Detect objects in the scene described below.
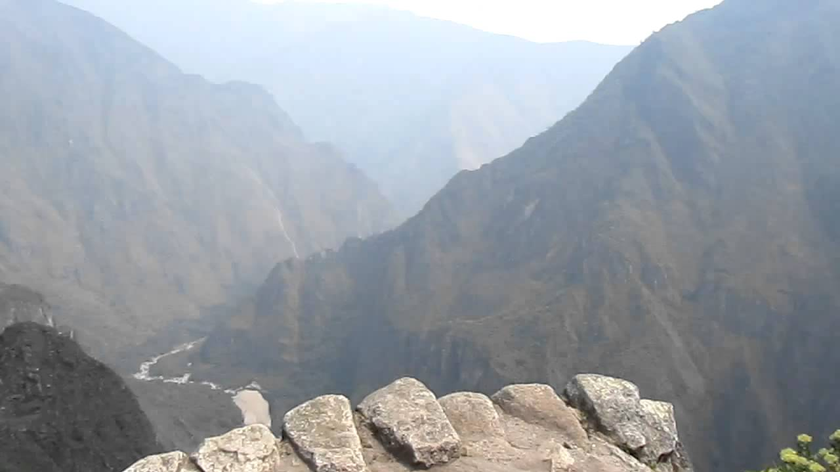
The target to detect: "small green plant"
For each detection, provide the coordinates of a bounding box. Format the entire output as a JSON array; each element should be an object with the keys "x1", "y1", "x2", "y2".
[{"x1": 747, "y1": 431, "x2": 840, "y2": 472}]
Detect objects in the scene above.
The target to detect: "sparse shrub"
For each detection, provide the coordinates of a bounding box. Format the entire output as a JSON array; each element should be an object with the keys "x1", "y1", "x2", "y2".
[{"x1": 747, "y1": 431, "x2": 840, "y2": 472}]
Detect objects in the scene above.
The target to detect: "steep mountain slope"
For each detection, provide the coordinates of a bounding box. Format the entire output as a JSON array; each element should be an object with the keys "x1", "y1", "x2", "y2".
[
  {"x1": 193, "y1": 0, "x2": 840, "y2": 470},
  {"x1": 0, "y1": 322, "x2": 161, "y2": 472},
  {"x1": 0, "y1": 0, "x2": 394, "y2": 359},
  {"x1": 61, "y1": 0, "x2": 632, "y2": 216}
]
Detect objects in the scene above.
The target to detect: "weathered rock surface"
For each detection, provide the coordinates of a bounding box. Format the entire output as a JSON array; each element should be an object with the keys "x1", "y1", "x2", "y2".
[
  {"x1": 124, "y1": 452, "x2": 201, "y2": 472},
  {"x1": 284, "y1": 395, "x2": 367, "y2": 472},
  {"x1": 580, "y1": 439, "x2": 649, "y2": 472},
  {"x1": 126, "y1": 375, "x2": 693, "y2": 472},
  {"x1": 563, "y1": 374, "x2": 681, "y2": 465},
  {"x1": 491, "y1": 384, "x2": 587, "y2": 444},
  {"x1": 357, "y1": 378, "x2": 461, "y2": 468},
  {"x1": 640, "y1": 400, "x2": 680, "y2": 461},
  {"x1": 438, "y1": 392, "x2": 504, "y2": 441},
  {"x1": 191, "y1": 425, "x2": 281, "y2": 472},
  {"x1": 438, "y1": 392, "x2": 515, "y2": 462},
  {"x1": 546, "y1": 447, "x2": 575, "y2": 472}
]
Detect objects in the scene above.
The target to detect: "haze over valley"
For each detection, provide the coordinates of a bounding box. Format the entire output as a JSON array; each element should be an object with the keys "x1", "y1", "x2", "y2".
[
  {"x1": 1, "y1": 1, "x2": 838, "y2": 472},
  {"x1": 62, "y1": 0, "x2": 633, "y2": 216}
]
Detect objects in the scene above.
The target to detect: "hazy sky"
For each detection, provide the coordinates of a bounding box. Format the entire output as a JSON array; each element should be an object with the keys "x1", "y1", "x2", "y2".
[{"x1": 259, "y1": 0, "x2": 724, "y2": 45}]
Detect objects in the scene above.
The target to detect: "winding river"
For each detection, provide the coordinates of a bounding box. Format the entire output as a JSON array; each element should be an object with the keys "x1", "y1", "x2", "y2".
[{"x1": 133, "y1": 338, "x2": 271, "y2": 426}]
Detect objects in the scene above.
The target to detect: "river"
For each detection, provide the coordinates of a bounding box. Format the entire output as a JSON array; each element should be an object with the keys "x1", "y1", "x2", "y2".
[{"x1": 133, "y1": 338, "x2": 271, "y2": 427}]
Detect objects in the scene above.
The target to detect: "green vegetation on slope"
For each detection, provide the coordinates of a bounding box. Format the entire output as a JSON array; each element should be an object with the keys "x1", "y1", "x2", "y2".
[{"x1": 748, "y1": 432, "x2": 840, "y2": 472}]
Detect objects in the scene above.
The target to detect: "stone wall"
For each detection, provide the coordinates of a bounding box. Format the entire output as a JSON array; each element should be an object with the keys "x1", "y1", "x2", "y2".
[{"x1": 125, "y1": 374, "x2": 693, "y2": 472}]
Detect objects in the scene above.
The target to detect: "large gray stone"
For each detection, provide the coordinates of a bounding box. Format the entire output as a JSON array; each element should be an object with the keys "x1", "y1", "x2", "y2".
[
  {"x1": 283, "y1": 394, "x2": 368, "y2": 472},
  {"x1": 123, "y1": 451, "x2": 200, "y2": 472},
  {"x1": 640, "y1": 400, "x2": 679, "y2": 461},
  {"x1": 356, "y1": 377, "x2": 461, "y2": 468},
  {"x1": 191, "y1": 424, "x2": 281, "y2": 472},
  {"x1": 491, "y1": 384, "x2": 587, "y2": 444},
  {"x1": 438, "y1": 392, "x2": 505, "y2": 441},
  {"x1": 563, "y1": 374, "x2": 679, "y2": 464}
]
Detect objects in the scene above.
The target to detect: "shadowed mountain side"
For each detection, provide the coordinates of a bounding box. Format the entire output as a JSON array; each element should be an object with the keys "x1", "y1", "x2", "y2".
[
  {"x1": 194, "y1": 1, "x2": 840, "y2": 470},
  {"x1": 0, "y1": 322, "x2": 161, "y2": 472}
]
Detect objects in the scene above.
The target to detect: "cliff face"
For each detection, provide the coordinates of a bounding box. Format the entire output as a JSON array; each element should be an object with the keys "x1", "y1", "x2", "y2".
[
  {"x1": 125, "y1": 375, "x2": 693, "y2": 472},
  {"x1": 195, "y1": 0, "x2": 840, "y2": 470},
  {"x1": 0, "y1": 322, "x2": 161, "y2": 472}
]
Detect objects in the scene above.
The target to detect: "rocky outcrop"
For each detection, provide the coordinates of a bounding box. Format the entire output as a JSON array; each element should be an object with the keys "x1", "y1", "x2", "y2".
[
  {"x1": 491, "y1": 384, "x2": 587, "y2": 444},
  {"x1": 564, "y1": 374, "x2": 689, "y2": 469},
  {"x1": 125, "y1": 452, "x2": 200, "y2": 472},
  {"x1": 191, "y1": 425, "x2": 281, "y2": 472},
  {"x1": 356, "y1": 377, "x2": 461, "y2": 468},
  {"x1": 124, "y1": 375, "x2": 692, "y2": 472},
  {"x1": 438, "y1": 392, "x2": 505, "y2": 441},
  {"x1": 284, "y1": 395, "x2": 367, "y2": 472},
  {"x1": 0, "y1": 322, "x2": 160, "y2": 472}
]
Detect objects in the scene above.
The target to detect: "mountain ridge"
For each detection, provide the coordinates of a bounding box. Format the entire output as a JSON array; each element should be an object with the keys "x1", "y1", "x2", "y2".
[
  {"x1": 191, "y1": 1, "x2": 840, "y2": 470},
  {"x1": 60, "y1": 0, "x2": 632, "y2": 216},
  {"x1": 0, "y1": 0, "x2": 395, "y2": 360}
]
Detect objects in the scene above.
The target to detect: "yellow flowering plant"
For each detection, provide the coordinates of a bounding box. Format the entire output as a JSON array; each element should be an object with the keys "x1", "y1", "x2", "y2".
[{"x1": 747, "y1": 432, "x2": 840, "y2": 472}]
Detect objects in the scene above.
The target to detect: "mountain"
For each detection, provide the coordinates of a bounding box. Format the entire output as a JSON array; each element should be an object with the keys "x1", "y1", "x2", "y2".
[
  {"x1": 190, "y1": 0, "x2": 840, "y2": 470},
  {"x1": 0, "y1": 0, "x2": 395, "y2": 361},
  {"x1": 60, "y1": 0, "x2": 632, "y2": 216},
  {"x1": 0, "y1": 283, "x2": 53, "y2": 328},
  {"x1": 125, "y1": 375, "x2": 693, "y2": 472},
  {"x1": 0, "y1": 322, "x2": 161, "y2": 472}
]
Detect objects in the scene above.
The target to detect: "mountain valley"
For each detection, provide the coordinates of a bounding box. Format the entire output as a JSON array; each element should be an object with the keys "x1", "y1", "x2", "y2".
[
  {"x1": 183, "y1": 1, "x2": 840, "y2": 470},
  {"x1": 61, "y1": 0, "x2": 632, "y2": 216},
  {"x1": 0, "y1": 0, "x2": 838, "y2": 471}
]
